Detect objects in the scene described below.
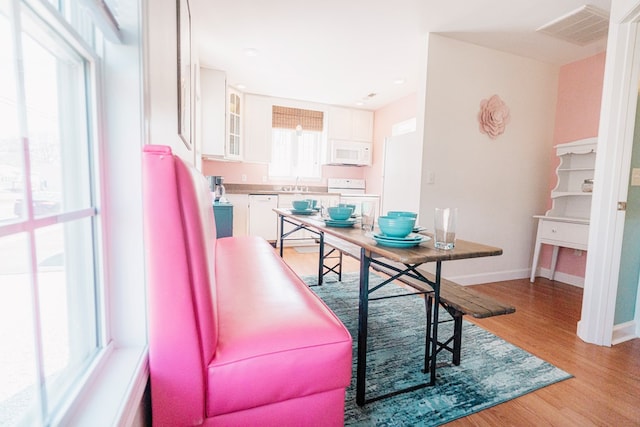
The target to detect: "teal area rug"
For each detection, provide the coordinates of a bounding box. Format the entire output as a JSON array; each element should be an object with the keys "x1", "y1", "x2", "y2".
[{"x1": 304, "y1": 272, "x2": 572, "y2": 426}]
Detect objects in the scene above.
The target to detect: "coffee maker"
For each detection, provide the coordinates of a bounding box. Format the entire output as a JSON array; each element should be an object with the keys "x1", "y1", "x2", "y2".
[{"x1": 209, "y1": 176, "x2": 227, "y2": 203}]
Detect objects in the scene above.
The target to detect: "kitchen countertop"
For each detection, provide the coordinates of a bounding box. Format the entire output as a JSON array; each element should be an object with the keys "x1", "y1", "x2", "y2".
[{"x1": 224, "y1": 183, "x2": 340, "y2": 196}]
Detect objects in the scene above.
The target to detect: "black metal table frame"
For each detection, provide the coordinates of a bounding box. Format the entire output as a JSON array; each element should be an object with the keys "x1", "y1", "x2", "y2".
[
  {"x1": 278, "y1": 214, "x2": 325, "y2": 285},
  {"x1": 276, "y1": 212, "x2": 442, "y2": 406},
  {"x1": 356, "y1": 250, "x2": 441, "y2": 405}
]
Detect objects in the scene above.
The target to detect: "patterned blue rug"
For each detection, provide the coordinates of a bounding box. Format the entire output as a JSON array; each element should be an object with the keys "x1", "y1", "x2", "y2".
[{"x1": 304, "y1": 272, "x2": 572, "y2": 426}]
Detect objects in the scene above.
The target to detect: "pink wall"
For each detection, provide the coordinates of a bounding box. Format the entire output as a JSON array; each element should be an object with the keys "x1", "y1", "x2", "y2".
[
  {"x1": 366, "y1": 93, "x2": 418, "y2": 195},
  {"x1": 539, "y1": 52, "x2": 606, "y2": 277}
]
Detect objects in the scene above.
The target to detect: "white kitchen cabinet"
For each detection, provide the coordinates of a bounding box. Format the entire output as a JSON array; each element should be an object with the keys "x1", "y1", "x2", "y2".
[
  {"x1": 530, "y1": 138, "x2": 597, "y2": 282},
  {"x1": 243, "y1": 95, "x2": 272, "y2": 163},
  {"x1": 351, "y1": 109, "x2": 374, "y2": 142},
  {"x1": 226, "y1": 88, "x2": 243, "y2": 160},
  {"x1": 199, "y1": 67, "x2": 227, "y2": 158},
  {"x1": 248, "y1": 194, "x2": 279, "y2": 243},
  {"x1": 328, "y1": 106, "x2": 373, "y2": 142},
  {"x1": 224, "y1": 193, "x2": 248, "y2": 237}
]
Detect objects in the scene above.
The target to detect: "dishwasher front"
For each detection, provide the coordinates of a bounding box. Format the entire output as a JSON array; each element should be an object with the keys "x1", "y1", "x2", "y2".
[{"x1": 248, "y1": 194, "x2": 279, "y2": 244}]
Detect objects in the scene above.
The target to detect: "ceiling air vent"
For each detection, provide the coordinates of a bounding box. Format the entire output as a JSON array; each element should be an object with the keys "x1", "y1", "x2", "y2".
[{"x1": 536, "y1": 5, "x2": 609, "y2": 46}]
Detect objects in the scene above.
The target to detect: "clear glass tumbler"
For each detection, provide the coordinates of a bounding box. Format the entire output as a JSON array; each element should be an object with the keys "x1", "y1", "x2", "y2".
[{"x1": 434, "y1": 207, "x2": 457, "y2": 250}]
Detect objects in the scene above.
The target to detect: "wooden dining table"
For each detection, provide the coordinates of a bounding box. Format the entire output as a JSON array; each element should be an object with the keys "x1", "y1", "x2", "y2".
[{"x1": 274, "y1": 208, "x2": 503, "y2": 405}]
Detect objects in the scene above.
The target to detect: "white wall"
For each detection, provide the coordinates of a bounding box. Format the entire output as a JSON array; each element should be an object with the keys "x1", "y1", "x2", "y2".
[
  {"x1": 146, "y1": 0, "x2": 194, "y2": 163},
  {"x1": 418, "y1": 34, "x2": 559, "y2": 284}
]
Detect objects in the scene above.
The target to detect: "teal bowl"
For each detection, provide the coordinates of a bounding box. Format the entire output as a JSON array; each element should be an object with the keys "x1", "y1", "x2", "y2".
[
  {"x1": 387, "y1": 211, "x2": 418, "y2": 219},
  {"x1": 377, "y1": 215, "x2": 416, "y2": 238},
  {"x1": 328, "y1": 206, "x2": 353, "y2": 220},
  {"x1": 338, "y1": 203, "x2": 357, "y2": 212},
  {"x1": 292, "y1": 200, "x2": 310, "y2": 211}
]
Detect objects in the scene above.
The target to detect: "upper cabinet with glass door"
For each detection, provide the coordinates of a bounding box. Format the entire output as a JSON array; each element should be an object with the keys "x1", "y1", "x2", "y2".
[
  {"x1": 199, "y1": 69, "x2": 243, "y2": 161},
  {"x1": 226, "y1": 88, "x2": 243, "y2": 160}
]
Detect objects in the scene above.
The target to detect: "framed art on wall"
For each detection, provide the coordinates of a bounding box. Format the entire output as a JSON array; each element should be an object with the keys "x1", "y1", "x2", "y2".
[{"x1": 177, "y1": 0, "x2": 192, "y2": 149}]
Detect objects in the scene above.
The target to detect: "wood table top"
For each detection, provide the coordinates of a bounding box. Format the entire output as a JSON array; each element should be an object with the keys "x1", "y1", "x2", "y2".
[{"x1": 274, "y1": 208, "x2": 503, "y2": 265}]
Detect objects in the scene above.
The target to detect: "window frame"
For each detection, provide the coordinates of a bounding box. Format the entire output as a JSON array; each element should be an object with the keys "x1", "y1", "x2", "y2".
[{"x1": 1, "y1": 0, "x2": 148, "y2": 425}]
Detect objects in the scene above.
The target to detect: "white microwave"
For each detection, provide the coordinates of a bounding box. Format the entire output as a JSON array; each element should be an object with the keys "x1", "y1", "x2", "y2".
[{"x1": 328, "y1": 140, "x2": 372, "y2": 166}]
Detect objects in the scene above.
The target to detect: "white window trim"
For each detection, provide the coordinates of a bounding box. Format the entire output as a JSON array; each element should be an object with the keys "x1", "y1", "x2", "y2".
[
  {"x1": 8, "y1": 0, "x2": 149, "y2": 425},
  {"x1": 54, "y1": 345, "x2": 148, "y2": 426}
]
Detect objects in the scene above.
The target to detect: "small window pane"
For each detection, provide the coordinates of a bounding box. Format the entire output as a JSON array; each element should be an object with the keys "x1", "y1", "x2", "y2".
[
  {"x1": 21, "y1": 11, "x2": 91, "y2": 218},
  {"x1": 233, "y1": 114, "x2": 240, "y2": 135},
  {"x1": 0, "y1": 8, "x2": 27, "y2": 224},
  {"x1": 35, "y1": 220, "x2": 98, "y2": 411},
  {"x1": 0, "y1": 233, "x2": 40, "y2": 426}
]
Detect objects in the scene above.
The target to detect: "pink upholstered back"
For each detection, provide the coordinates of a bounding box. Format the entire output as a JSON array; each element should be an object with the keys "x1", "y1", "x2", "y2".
[{"x1": 142, "y1": 145, "x2": 218, "y2": 424}]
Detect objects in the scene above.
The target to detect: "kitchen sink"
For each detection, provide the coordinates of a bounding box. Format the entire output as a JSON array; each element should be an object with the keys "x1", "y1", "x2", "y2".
[{"x1": 281, "y1": 186, "x2": 309, "y2": 192}]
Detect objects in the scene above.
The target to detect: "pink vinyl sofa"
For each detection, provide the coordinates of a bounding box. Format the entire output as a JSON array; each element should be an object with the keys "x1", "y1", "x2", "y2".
[{"x1": 141, "y1": 145, "x2": 352, "y2": 426}]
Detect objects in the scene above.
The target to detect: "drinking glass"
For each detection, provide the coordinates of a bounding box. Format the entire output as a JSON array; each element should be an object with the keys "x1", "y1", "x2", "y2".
[
  {"x1": 434, "y1": 208, "x2": 457, "y2": 250},
  {"x1": 361, "y1": 201, "x2": 376, "y2": 231}
]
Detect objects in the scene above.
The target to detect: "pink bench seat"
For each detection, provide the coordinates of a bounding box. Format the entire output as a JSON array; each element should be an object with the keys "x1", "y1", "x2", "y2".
[{"x1": 142, "y1": 145, "x2": 352, "y2": 426}]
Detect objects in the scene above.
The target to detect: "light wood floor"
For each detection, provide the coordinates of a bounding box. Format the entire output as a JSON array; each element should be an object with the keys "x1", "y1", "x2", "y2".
[{"x1": 280, "y1": 247, "x2": 640, "y2": 426}]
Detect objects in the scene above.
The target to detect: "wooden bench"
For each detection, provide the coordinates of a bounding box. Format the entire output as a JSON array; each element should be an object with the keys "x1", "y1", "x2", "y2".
[{"x1": 320, "y1": 235, "x2": 515, "y2": 366}]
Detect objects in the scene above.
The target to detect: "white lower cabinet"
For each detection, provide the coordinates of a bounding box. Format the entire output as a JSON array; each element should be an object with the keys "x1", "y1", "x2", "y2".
[
  {"x1": 248, "y1": 194, "x2": 279, "y2": 243},
  {"x1": 223, "y1": 194, "x2": 248, "y2": 237},
  {"x1": 530, "y1": 216, "x2": 589, "y2": 282}
]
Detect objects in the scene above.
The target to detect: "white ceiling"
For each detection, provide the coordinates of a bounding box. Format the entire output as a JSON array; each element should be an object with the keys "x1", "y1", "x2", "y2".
[{"x1": 191, "y1": 0, "x2": 611, "y2": 111}]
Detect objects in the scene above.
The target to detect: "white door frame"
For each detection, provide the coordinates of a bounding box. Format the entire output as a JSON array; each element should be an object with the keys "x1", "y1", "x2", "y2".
[{"x1": 579, "y1": 0, "x2": 640, "y2": 346}]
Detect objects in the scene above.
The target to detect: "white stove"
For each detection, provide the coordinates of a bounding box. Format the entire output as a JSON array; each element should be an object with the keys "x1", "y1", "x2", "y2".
[
  {"x1": 327, "y1": 178, "x2": 380, "y2": 216},
  {"x1": 327, "y1": 178, "x2": 366, "y2": 195}
]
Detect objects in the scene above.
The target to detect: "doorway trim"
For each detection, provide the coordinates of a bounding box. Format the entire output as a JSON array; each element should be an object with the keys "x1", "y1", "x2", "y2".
[{"x1": 579, "y1": 0, "x2": 640, "y2": 346}]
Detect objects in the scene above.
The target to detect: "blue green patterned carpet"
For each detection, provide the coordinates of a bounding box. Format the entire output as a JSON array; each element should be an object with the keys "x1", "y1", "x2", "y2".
[{"x1": 304, "y1": 272, "x2": 572, "y2": 426}]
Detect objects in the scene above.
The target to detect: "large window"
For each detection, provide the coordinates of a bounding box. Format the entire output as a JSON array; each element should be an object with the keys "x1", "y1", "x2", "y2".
[
  {"x1": 0, "y1": 0, "x2": 109, "y2": 424},
  {"x1": 269, "y1": 105, "x2": 324, "y2": 179}
]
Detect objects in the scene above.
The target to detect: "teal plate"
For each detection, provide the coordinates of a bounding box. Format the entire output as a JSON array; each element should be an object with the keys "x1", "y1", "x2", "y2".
[
  {"x1": 372, "y1": 235, "x2": 431, "y2": 248},
  {"x1": 324, "y1": 219, "x2": 357, "y2": 227},
  {"x1": 291, "y1": 209, "x2": 315, "y2": 215}
]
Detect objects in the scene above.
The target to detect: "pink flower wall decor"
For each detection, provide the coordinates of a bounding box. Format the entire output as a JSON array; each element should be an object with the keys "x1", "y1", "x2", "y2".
[{"x1": 478, "y1": 95, "x2": 511, "y2": 139}]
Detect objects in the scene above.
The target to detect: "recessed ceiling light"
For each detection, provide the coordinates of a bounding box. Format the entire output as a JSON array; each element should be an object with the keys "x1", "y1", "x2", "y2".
[
  {"x1": 236, "y1": 84, "x2": 246, "y2": 90},
  {"x1": 355, "y1": 101, "x2": 364, "y2": 106},
  {"x1": 243, "y1": 48, "x2": 259, "y2": 57},
  {"x1": 393, "y1": 79, "x2": 405, "y2": 85}
]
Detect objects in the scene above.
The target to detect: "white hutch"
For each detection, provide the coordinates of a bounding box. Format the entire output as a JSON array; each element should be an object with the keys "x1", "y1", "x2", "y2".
[{"x1": 530, "y1": 137, "x2": 597, "y2": 282}]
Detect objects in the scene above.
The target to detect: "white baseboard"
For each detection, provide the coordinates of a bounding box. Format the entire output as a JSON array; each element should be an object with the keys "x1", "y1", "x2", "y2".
[
  {"x1": 612, "y1": 321, "x2": 638, "y2": 345},
  {"x1": 533, "y1": 267, "x2": 584, "y2": 288},
  {"x1": 444, "y1": 267, "x2": 585, "y2": 287},
  {"x1": 449, "y1": 268, "x2": 530, "y2": 286}
]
